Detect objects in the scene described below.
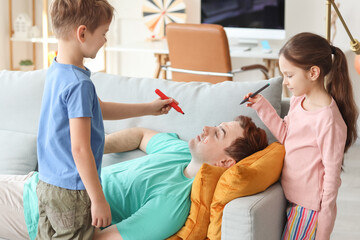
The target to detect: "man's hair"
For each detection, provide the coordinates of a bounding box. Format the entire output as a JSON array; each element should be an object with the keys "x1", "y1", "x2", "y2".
[
  {"x1": 225, "y1": 115, "x2": 268, "y2": 163},
  {"x1": 50, "y1": 0, "x2": 114, "y2": 39}
]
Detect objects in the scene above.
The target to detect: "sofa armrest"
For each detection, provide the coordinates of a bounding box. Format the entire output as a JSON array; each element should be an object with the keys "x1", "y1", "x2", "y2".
[{"x1": 221, "y1": 182, "x2": 287, "y2": 240}]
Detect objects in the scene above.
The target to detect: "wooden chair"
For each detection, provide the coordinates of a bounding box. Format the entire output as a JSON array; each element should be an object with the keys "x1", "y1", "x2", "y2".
[{"x1": 163, "y1": 23, "x2": 269, "y2": 84}]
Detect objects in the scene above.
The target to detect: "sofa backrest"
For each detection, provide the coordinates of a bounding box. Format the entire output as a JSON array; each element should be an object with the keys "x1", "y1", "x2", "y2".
[
  {"x1": 91, "y1": 72, "x2": 283, "y2": 142},
  {"x1": 0, "y1": 70, "x2": 45, "y2": 174},
  {"x1": 0, "y1": 70, "x2": 284, "y2": 174}
]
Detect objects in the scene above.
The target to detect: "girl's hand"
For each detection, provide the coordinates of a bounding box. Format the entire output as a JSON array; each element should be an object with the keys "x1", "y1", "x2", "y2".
[
  {"x1": 243, "y1": 93, "x2": 263, "y2": 107},
  {"x1": 149, "y1": 98, "x2": 178, "y2": 115}
]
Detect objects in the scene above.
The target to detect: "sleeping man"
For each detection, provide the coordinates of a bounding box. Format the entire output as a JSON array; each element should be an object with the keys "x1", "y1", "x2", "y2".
[{"x1": 0, "y1": 115, "x2": 268, "y2": 240}]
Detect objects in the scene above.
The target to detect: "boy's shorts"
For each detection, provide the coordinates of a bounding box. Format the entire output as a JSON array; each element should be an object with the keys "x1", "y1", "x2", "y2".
[{"x1": 36, "y1": 180, "x2": 94, "y2": 240}]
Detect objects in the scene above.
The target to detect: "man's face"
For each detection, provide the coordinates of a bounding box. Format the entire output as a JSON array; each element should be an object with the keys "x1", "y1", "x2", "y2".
[{"x1": 189, "y1": 121, "x2": 244, "y2": 167}]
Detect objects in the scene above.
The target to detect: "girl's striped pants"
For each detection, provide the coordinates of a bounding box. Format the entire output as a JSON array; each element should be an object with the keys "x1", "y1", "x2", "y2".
[{"x1": 281, "y1": 202, "x2": 319, "y2": 240}]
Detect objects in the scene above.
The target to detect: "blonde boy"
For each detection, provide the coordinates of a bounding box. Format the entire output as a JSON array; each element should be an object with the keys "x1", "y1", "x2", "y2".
[{"x1": 36, "y1": 0, "x2": 173, "y2": 239}]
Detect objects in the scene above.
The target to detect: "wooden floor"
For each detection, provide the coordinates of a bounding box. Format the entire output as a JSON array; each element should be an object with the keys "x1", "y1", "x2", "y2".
[{"x1": 331, "y1": 142, "x2": 360, "y2": 239}]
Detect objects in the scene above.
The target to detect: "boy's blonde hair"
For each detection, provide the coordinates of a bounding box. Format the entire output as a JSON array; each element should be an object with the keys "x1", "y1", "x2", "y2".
[{"x1": 50, "y1": 0, "x2": 114, "y2": 39}]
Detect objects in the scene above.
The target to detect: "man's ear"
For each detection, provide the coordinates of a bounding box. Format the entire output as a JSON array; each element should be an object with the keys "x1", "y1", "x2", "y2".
[
  {"x1": 309, "y1": 66, "x2": 321, "y2": 81},
  {"x1": 76, "y1": 25, "x2": 87, "y2": 43},
  {"x1": 219, "y1": 158, "x2": 236, "y2": 168}
]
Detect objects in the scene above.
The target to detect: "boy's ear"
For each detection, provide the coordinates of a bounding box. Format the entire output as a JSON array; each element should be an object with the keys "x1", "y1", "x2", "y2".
[
  {"x1": 76, "y1": 25, "x2": 87, "y2": 43},
  {"x1": 309, "y1": 65, "x2": 321, "y2": 81}
]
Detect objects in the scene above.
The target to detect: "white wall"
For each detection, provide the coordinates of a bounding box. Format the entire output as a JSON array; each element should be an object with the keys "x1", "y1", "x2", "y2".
[{"x1": 105, "y1": 0, "x2": 199, "y2": 77}]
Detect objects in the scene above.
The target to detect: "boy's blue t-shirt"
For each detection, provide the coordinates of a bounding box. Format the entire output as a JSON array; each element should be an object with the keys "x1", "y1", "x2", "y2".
[
  {"x1": 24, "y1": 133, "x2": 194, "y2": 240},
  {"x1": 37, "y1": 59, "x2": 104, "y2": 190}
]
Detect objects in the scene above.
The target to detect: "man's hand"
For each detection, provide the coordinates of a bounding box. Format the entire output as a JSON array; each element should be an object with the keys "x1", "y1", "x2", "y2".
[{"x1": 91, "y1": 198, "x2": 112, "y2": 228}]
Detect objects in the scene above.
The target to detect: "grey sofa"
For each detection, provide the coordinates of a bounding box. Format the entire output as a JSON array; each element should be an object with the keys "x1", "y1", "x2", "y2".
[{"x1": 0, "y1": 69, "x2": 288, "y2": 240}]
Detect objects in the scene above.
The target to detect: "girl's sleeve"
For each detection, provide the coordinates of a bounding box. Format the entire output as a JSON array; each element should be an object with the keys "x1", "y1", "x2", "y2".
[
  {"x1": 315, "y1": 119, "x2": 346, "y2": 240},
  {"x1": 251, "y1": 96, "x2": 290, "y2": 144}
]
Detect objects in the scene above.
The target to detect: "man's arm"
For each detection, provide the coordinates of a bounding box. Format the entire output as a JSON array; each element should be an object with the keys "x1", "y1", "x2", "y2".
[
  {"x1": 93, "y1": 197, "x2": 184, "y2": 240},
  {"x1": 104, "y1": 127, "x2": 159, "y2": 154},
  {"x1": 93, "y1": 225, "x2": 123, "y2": 240}
]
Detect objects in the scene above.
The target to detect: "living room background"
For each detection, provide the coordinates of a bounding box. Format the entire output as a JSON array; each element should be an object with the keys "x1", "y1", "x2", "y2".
[{"x1": 1, "y1": 0, "x2": 360, "y2": 132}]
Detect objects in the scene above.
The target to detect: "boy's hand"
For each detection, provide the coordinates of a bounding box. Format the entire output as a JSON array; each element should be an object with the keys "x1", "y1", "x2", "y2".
[
  {"x1": 244, "y1": 93, "x2": 262, "y2": 107},
  {"x1": 91, "y1": 199, "x2": 112, "y2": 228},
  {"x1": 149, "y1": 98, "x2": 178, "y2": 115}
]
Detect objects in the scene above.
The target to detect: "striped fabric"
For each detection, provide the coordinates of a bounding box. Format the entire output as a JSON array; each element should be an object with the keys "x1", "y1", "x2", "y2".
[{"x1": 281, "y1": 203, "x2": 319, "y2": 240}]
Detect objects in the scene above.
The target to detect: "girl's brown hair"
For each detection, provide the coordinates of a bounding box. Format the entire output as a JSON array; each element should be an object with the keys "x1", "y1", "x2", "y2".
[
  {"x1": 225, "y1": 115, "x2": 268, "y2": 163},
  {"x1": 280, "y1": 32, "x2": 358, "y2": 153},
  {"x1": 50, "y1": 0, "x2": 114, "y2": 39}
]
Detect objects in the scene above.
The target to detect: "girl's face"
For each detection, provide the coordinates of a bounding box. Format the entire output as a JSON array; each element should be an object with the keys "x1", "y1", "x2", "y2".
[{"x1": 279, "y1": 55, "x2": 313, "y2": 97}]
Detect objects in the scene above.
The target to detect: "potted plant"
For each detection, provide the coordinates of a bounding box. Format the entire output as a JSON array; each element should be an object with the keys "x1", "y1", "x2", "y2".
[{"x1": 19, "y1": 59, "x2": 35, "y2": 71}]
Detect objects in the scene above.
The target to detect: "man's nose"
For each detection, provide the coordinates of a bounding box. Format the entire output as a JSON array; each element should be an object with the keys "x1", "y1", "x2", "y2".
[{"x1": 203, "y1": 126, "x2": 213, "y2": 135}]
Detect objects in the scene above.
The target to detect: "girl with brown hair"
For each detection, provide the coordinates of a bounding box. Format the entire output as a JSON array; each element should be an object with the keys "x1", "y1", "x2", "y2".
[{"x1": 244, "y1": 32, "x2": 358, "y2": 240}]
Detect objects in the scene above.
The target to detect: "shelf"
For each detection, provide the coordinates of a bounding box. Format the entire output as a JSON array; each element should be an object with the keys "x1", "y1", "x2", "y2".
[
  {"x1": 10, "y1": 36, "x2": 57, "y2": 44},
  {"x1": 8, "y1": 0, "x2": 50, "y2": 70},
  {"x1": 8, "y1": 0, "x2": 106, "y2": 72}
]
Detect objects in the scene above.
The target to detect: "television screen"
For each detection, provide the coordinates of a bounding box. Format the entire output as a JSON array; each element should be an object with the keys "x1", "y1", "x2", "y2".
[{"x1": 201, "y1": 0, "x2": 285, "y2": 31}]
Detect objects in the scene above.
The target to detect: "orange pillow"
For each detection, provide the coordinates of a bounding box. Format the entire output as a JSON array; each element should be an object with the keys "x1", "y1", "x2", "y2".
[
  {"x1": 167, "y1": 163, "x2": 226, "y2": 240},
  {"x1": 207, "y1": 142, "x2": 285, "y2": 240}
]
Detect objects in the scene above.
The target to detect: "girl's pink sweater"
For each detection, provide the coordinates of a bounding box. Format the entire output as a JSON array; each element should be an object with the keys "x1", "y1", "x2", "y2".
[{"x1": 251, "y1": 95, "x2": 346, "y2": 240}]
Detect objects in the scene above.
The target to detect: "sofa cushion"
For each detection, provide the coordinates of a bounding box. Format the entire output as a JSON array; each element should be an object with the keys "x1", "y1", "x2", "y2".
[
  {"x1": 0, "y1": 130, "x2": 37, "y2": 175},
  {"x1": 0, "y1": 70, "x2": 44, "y2": 175},
  {"x1": 167, "y1": 164, "x2": 226, "y2": 240},
  {"x1": 0, "y1": 70, "x2": 45, "y2": 135},
  {"x1": 207, "y1": 142, "x2": 285, "y2": 239},
  {"x1": 92, "y1": 73, "x2": 283, "y2": 144}
]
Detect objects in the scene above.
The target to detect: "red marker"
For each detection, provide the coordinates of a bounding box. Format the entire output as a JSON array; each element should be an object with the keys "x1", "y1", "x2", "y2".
[{"x1": 155, "y1": 89, "x2": 184, "y2": 115}]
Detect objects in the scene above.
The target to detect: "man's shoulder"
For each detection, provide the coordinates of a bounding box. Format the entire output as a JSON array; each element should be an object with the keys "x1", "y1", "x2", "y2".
[{"x1": 147, "y1": 133, "x2": 189, "y2": 154}]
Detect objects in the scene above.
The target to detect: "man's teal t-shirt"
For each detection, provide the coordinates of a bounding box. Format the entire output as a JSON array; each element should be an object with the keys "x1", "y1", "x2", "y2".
[{"x1": 23, "y1": 133, "x2": 194, "y2": 240}]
